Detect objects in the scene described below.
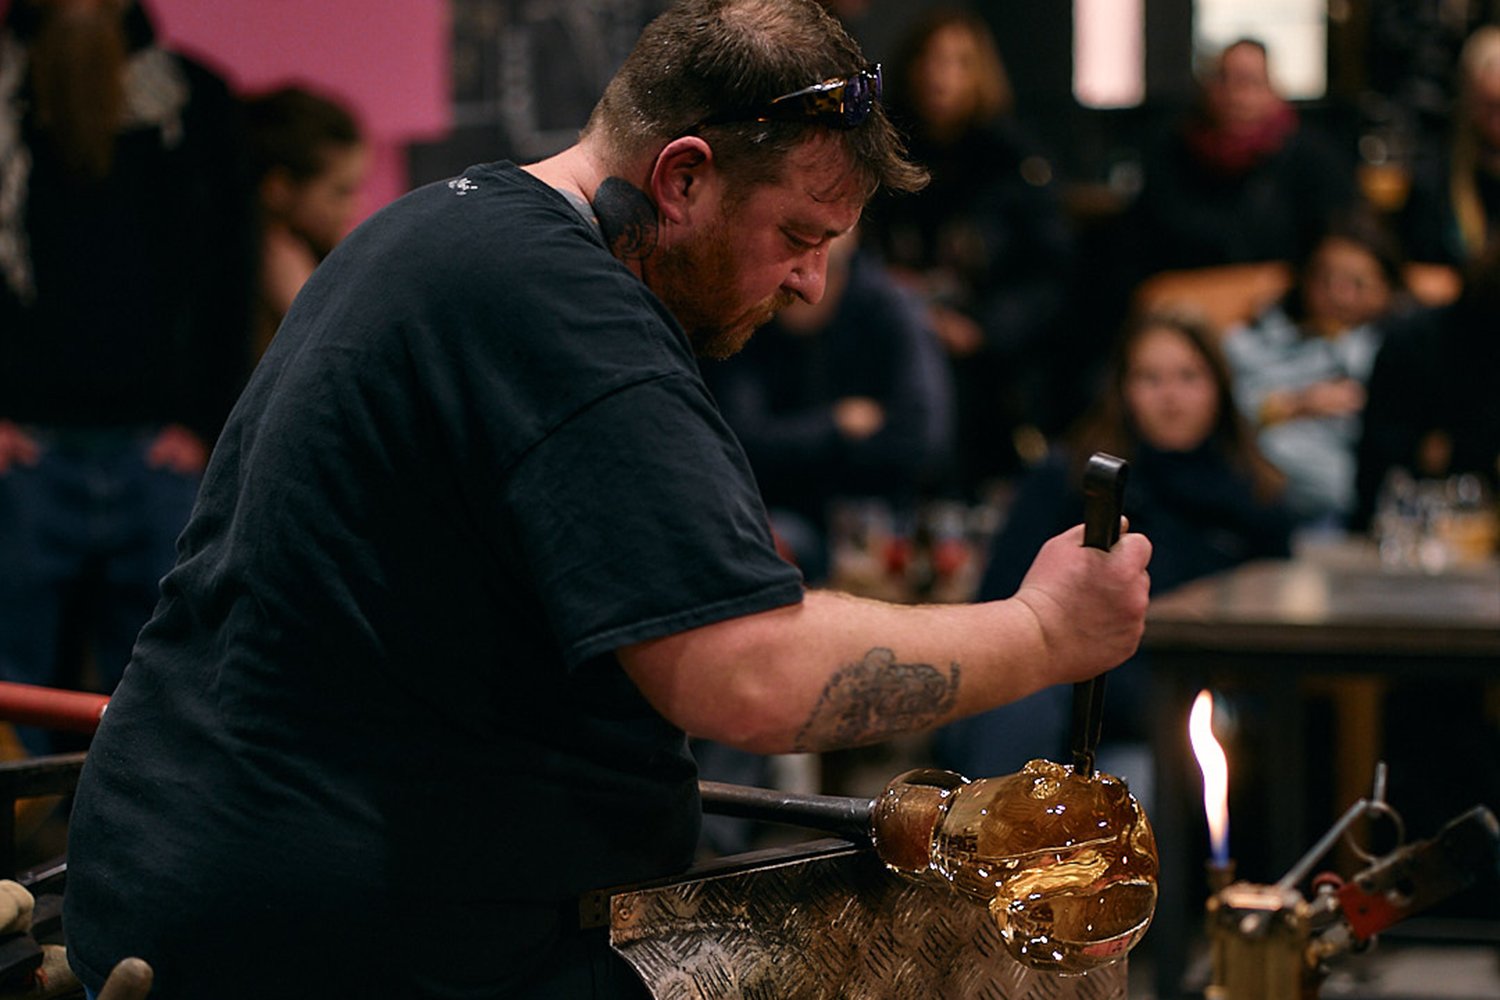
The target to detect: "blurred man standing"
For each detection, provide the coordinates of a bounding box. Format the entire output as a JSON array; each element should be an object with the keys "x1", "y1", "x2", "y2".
[{"x1": 0, "y1": 0, "x2": 256, "y2": 749}]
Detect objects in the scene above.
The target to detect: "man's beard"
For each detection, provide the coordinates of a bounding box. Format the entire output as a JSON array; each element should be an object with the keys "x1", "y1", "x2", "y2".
[
  {"x1": 650, "y1": 216, "x2": 795, "y2": 360},
  {"x1": 28, "y1": 0, "x2": 129, "y2": 182}
]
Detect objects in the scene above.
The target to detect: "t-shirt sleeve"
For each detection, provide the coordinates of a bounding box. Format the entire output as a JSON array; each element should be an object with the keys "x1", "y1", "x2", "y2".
[{"x1": 503, "y1": 372, "x2": 806, "y2": 668}]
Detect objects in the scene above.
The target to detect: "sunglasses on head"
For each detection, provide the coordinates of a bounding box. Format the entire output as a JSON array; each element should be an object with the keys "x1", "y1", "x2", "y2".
[{"x1": 694, "y1": 64, "x2": 882, "y2": 131}]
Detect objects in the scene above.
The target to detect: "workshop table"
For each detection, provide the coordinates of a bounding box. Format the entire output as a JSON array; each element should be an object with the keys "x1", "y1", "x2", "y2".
[{"x1": 1141, "y1": 548, "x2": 1500, "y2": 997}]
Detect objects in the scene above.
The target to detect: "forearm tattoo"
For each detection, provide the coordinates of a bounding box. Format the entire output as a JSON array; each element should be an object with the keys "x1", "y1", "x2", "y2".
[
  {"x1": 593, "y1": 176, "x2": 657, "y2": 261},
  {"x1": 792, "y1": 648, "x2": 960, "y2": 753}
]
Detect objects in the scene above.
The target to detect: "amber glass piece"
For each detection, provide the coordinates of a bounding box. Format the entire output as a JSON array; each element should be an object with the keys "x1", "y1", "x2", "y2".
[{"x1": 870, "y1": 759, "x2": 1158, "y2": 974}]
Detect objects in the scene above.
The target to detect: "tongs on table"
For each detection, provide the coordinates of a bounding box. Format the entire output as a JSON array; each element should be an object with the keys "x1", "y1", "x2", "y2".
[{"x1": 1070, "y1": 452, "x2": 1129, "y2": 778}]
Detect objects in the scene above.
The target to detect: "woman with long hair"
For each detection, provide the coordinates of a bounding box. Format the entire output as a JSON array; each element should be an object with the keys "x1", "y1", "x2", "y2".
[
  {"x1": 933, "y1": 311, "x2": 1293, "y2": 780},
  {"x1": 863, "y1": 6, "x2": 1074, "y2": 494}
]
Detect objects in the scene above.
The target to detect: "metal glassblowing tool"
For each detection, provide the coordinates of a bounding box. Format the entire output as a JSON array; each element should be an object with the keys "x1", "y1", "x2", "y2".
[
  {"x1": 692, "y1": 759, "x2": 1157, "y2": 977},
  {"x1": 1071, "y1": 452, "x2": 1129, "y2": 777},
  {"x1": 1205, "y1": 764, "x2": 1500, "y2": 1000}
]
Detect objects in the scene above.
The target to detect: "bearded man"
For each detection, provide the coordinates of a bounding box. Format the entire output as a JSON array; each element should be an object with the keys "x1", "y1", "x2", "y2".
[{"x1": 64, "y1": 2, "x2": 1153, "y2": 997}]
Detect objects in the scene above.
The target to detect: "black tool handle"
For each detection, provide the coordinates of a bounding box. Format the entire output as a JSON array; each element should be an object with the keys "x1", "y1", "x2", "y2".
[
  {"x1": 1071, "y1": 452, "x2": 1129, "y2": 776},
  {"x1": 1082, "y1": 452, "x2": 1128, "y2": 550}
]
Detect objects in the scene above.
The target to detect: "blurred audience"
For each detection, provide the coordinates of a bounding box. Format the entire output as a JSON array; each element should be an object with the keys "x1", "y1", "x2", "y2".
[
  {"x1": 933, "y1": 311, "x2": 1292, "y2": 781},
  {"x1": 243, "y1": 85, "x2": 367, "y2": 357},
  {"x1": 1355, "y1": 236, "x2": 1500, "y2": 532},
  {"x1": 1126, "y1": 37, "x2": 1358, "y2": 276},
  {"x1": 702, "y1": 229, "x2": 952, "y2": 586},
  {"x1": 0, "y1": 0, "x2": 256, "y2": 752},
  {"x1": 1224, "y1": 210, "x2": 1410, "y2": 528},
  {"x1": 862, "y1": 7, "x2": 1074, "y2": 496},
  {"x1": 1399, "y1": 25, "x2": 1500, "y2": 267}
]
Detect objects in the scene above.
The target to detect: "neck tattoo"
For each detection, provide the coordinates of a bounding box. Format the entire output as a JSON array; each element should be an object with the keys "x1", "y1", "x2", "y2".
[{"x1": 593, "y1": 177, "x2": 658, "y2": 261}]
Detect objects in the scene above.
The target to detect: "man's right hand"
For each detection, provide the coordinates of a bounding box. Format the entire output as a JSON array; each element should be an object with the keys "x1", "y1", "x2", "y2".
[
  {"x1": 1011, "y1": 524, "x2": 1153, "y2": 685},
  {"x1": 0, "y1": 421, "x2": 39, "y2": 474}
]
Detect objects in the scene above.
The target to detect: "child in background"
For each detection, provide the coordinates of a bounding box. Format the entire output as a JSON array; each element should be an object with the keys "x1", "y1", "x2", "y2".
[{"x1": 1224, "y1": 211, "x2": 1409, "y2": 528}]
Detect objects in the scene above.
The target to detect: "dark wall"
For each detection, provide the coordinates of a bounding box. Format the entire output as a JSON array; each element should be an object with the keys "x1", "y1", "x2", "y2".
[{"x1": 409, "y1": 0, "x2": 668, "y2": 186}]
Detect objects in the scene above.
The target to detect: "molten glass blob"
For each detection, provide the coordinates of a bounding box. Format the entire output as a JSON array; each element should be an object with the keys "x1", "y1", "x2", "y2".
[{"x1": 870, "y1": 759, "x2": 1158, "y2": 974}]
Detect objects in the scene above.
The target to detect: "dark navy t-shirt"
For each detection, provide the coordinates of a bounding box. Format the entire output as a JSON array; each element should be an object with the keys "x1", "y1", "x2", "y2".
[{"x1": 65, "y1": 162, "x2": 804, "y2": 997}]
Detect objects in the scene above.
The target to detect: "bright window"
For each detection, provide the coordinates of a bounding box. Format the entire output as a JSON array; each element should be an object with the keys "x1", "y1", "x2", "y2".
[
  {"x1": 1194, "y1": 0, "x2": 1327, "y2": 99},
  {"x1": 1072, "y1": 0, "x2": 1328, "y2": 107},
  {"x1": 1073, "y1": 0, "x2": 1145, "y2": 109}
]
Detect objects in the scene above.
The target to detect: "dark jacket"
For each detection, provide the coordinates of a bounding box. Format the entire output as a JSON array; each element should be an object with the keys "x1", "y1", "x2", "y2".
[{"x1": 0, "y1": 0, "x2": 257, "y2": 443}]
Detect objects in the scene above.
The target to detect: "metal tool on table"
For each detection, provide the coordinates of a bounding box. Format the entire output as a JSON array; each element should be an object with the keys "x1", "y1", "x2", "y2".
[
  {"x1": 1204, "y1": 765, "x2": 1500, "y2": 1000},
  {"x1": 1071, "y1": 451, "x2": 1129, "y2": 778}
]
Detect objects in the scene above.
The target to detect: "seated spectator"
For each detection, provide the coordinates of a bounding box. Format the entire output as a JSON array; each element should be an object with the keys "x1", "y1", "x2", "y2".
[
  {"x1": 1224, "y1": 210, "x2": 1409, "y2": 527},
  {"x1": 933, "y1": 311, "x2": 1292, "y2": 782},
  {"x1": 703, "y1": 229, "x2": 952, "y2": 586},
  {"x1": 1398, "y1": 26, "x2": 1500, "y2": 266},
  {"x1": 862, "y1": 7, "x2": 1074, "y2": 494},
  {"x1": 243, "y1": 85, "x2": 367, "y2": 357},
  {"x1": 1355, "y1": 236, "x2": 1500, "y2": 531},
  {"x1": 1125, "y1": 37, "x2": 1358, "y2": 278}
]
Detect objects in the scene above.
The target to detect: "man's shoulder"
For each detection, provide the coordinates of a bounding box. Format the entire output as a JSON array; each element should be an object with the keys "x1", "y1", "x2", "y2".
[
  {"x1": 338, "y1": 163, "x2": 618, "y2": 292},
  {"x1": 300, "y1": 162, "x2": 687, "y2": 379}
]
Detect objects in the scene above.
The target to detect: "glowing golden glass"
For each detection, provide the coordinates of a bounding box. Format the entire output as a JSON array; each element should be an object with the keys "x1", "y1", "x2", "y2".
[{"x1": 871, "y1": 759, "x2": 1158, "y2": 974}]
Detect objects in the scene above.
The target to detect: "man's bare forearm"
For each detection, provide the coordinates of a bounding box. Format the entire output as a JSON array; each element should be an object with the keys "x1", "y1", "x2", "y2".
[
  {"x1": 620, "y1": 590, "x2": 1046, "y2": 754},
  {"x1": 790, "y1": 647, "x2": 960, "y2": 752},
  {"x1": 618, "y1": 526, "x2": 1152, "y2": 756}
]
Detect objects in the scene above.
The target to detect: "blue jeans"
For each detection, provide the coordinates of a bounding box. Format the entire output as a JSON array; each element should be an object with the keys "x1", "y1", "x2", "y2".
[{"x1": 0, "y1": 427, "x2": 199, "y2": 753}]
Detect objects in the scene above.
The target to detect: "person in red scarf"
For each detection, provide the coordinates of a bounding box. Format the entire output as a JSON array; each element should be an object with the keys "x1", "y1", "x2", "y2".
[{"x1": 1123, "y1": 37, "x2": 1359, "y2": 279}]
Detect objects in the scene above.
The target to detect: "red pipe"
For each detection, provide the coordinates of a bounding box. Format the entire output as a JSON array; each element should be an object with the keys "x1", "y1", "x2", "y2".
[{"x1": 0, "y1": 681, "x2": 109, "y2": 734}]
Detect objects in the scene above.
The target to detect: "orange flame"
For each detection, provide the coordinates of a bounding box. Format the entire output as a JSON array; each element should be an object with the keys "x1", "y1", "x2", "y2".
[{"x1": 1189, "y1": 689, "x2": 1230, "y2": 863}]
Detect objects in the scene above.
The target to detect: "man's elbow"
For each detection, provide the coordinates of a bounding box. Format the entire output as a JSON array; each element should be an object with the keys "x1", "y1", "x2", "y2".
[
  {"x1": 618, "y1": 617, "x2": 806, "y2": 754},
  {"x1": 674, "y1": 671, "x2": 801, "y2": 755}
]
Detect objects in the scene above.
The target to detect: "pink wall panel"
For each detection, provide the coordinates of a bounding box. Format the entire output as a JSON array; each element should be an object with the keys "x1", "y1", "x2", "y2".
[{"x1": 148, "y1": 0, "x2": 452, "y2": 222}]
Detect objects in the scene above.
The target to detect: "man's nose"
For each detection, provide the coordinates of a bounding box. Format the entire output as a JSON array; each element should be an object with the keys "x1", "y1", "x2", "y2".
[{"x1": 784, "y1": 253, "x2": 829, "y2": 305}]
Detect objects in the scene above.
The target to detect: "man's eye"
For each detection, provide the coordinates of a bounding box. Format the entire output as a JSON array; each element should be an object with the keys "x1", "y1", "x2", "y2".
[{"x1": 785, "y1": 231, "x2": 818, "y2": 250}]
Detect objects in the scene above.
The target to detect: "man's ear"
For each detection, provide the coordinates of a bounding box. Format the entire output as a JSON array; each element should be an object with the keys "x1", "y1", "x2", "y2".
[{"x1": 648, "y1": 136, "x2": 714, "y2": 225}]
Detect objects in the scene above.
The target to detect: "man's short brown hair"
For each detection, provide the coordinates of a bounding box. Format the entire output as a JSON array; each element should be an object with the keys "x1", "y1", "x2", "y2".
[{"x1": 583, "y1": 0, "x2": 926, "y2": 199}]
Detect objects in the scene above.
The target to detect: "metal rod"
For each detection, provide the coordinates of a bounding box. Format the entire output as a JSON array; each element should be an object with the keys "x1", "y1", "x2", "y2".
[
  {"x1": 698, "y1": 781, "x2": 874, "y2": 842},
  {"x1": 1274, "y1": 761, "x2": 1397, "y2": 893}
]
